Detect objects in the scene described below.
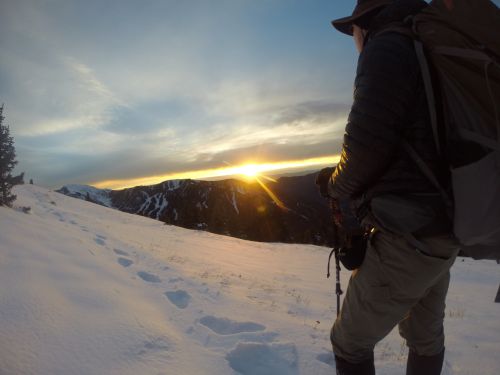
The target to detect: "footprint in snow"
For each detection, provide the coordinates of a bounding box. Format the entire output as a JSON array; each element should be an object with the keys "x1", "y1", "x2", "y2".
[
  {"x1": 199, "y1": 316, "x2": 265, "y2": 335},
  {"x1": 137, "y1": 271, "x2": 161, "y2": 283},
  {"x1": 316, "y1": 352, "x2": 335, "y2": 367},
  {"x1": 226, "y1": 342, "x2": 298, "y2": 375},
  {"x1": 118, "y1": 258, "x2": 133, "y2": 267},
  {"x1": 168, "y1": 277, "x2": 183, "y2": 283},
  {"x1": 94, "y1": 237, "x2": 106, "y2": 246},
  {"x1": 128, "y1": 336, "x2": 171, "y2": 357},
  {"x1": 114, "y1": 248, "x2": 129, "y2": 256},
  {"x1": 164, "y1": 290, "x2": 191, "y2": 309},
  {"x1": 143, "y1": 337, "x2": 170, "y2": 351},
  {"x1": 53, "y1": 211, "x2": 65, "y2": 222}
]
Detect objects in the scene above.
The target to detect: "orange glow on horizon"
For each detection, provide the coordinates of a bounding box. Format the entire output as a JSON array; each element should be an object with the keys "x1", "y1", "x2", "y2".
[
  {"x1": 238, "y1": 164, "x2": 260, "y2": 179},
  {"x1": 92, "y1": 154, "x2": 341, "y2": 190}
]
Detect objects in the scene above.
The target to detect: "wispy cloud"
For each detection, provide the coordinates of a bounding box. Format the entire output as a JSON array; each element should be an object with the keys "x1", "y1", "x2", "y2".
[
  {"x1": 11, "y1": 56, "x2": 125, "y2": 137},
  {"x1": 1, "y1": 0, "x2": 354, "y2": 187}
]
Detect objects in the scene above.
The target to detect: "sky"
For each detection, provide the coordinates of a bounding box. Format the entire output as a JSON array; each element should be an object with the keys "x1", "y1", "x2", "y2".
[
  {"x1": 4, "y1": 0, "x2": 496, "y2": 189},
  {"x1": 0, "y1": 0, "x2": 360, "y2": 189}
]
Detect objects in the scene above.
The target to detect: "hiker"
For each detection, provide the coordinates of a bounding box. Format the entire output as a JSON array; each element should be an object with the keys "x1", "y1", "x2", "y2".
[{"x1": 316, "y1": 0, "x2": 467, "y2": 374}]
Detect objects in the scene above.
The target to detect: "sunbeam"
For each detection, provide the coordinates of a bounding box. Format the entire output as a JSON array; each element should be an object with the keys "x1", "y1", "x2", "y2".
[{"x1": 254, "y1": 176, "x2": 289, "y2": 211}]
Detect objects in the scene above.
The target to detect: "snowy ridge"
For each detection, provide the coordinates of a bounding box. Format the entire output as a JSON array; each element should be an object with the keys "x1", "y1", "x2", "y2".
[
  {"x1": 2, "y1": 185, "x2": 498, "y2": 375},
  {"x1": 166, "y1": 180, "x2": 182, "y2": 190},
  {"x1": 58, "y1": 184, "x2": 112, "y2": 207},
  {"x1": 58, "y1": 174, "x2": 336, "y2": 245}
]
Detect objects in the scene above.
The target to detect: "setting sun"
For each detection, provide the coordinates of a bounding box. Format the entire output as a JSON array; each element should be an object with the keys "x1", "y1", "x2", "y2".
[
  {"x1": 238, "y1": 164, "x2": 260, "y2": 179},
  {"x1": 93, "y1": 155, "x2": 341, "y2": 190}
]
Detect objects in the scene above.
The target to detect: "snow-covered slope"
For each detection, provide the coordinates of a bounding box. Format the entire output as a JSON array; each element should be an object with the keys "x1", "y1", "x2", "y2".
[
  {"x1": 0, "y1": 185, "x2": 498, "y2": 375},
  {"x1": 57, "y1": 175, "x2": 335, "y2": 246},
  {"x1": 57, "y1": 184, "x2": 113, "y2": 207}
]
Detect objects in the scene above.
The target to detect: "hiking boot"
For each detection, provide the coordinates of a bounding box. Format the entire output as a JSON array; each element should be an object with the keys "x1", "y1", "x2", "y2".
[
  {"x1": 406, "y1": 348, "x2": 445, "y2": 375},
  {"x1": 335, "y1": 354, "x2": 375, "y2": 375}
]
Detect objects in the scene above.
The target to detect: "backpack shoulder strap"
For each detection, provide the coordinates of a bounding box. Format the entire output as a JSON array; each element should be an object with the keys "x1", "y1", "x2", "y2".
[
  {"x1": 372, "y1": 22, "x2": 442, "y2": 156},
  {"x1": 373, "y1": 21, "x2": 453, "y2": 208},
  {"x1": 413, "y1": 39, "x2": 442, "y2": 157}
]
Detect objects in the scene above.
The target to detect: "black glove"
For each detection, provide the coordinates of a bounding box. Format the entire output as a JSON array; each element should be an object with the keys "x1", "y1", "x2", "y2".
[
  {"x1": 315, "y1": 167, "x2": 335, "y2": 198},
  {"x1": 338, "y1": 232, "x2": 369, "y2": 270}
]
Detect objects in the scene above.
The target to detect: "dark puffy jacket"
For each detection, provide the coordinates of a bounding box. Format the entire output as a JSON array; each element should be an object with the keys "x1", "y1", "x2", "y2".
[{"x1": 330, "y1": 0, "x2": 450, "y2": 234}]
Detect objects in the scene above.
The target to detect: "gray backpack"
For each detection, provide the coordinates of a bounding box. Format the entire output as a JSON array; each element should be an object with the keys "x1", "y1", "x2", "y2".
[{"x1": 396, "y1": 0, "x2": 500, "y2": 259}]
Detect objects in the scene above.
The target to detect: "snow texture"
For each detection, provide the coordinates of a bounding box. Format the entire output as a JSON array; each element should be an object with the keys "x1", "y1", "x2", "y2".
[
  {"x1": 165, "y1": 290, "x2": 191, "y2": 309},
  {"x1": 118, "y1": 257, "x2": 133, "y2": 267},
  {"x1": 62, "y1": 184, "x2": 113, "y2": 207},
  {"x1": 0, "y1": 185, "x2": 499, "y2": 375},
  {"x1": 226, "y1": 342, "x2": 298, "y2": 375},
  {"x1": 199, "y1": 316, "x2": 266, "y2": 335}
]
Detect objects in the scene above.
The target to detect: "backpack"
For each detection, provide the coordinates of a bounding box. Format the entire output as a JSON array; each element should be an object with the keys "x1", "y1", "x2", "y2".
[{"x1": 389, "y1": 0, "x2": 500, "y2": 259}]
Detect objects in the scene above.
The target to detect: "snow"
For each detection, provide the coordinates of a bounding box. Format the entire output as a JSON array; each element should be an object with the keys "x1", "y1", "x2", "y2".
[
  {"x1": 157, "y1": 200, "x2": 168, "y2": 219},
  {"x1": 231, "y1": 191, "x2": 240, "y2": 215},
  {"x1": 136, "y1": 193, "x2": 168, "y2": 219},
  {"x1": 138, "y1": 193, "x2": 151, "y2": 214},
  {"x1": 166, "y1": 180, "x2": 182, "y2": 191},
  {"x1": 0, "y1": 184, "x2": 499, "y2": 375},
  {"x1": 62, "y1": 184, "x2": 113, "y2": 207}
]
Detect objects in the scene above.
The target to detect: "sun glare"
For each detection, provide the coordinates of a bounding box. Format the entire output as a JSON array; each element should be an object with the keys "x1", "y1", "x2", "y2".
[
  {"x1": 239, "y1": 164, "x2": 260, "y2": 179},
  {"x1": 93, "y1": 155, "x2": 341, "y2": 190}
]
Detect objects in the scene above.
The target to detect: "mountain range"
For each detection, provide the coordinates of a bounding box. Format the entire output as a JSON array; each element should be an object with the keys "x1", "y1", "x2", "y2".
[{"x1": 57, "y1": 173, "x2": 335, "y2": 245}]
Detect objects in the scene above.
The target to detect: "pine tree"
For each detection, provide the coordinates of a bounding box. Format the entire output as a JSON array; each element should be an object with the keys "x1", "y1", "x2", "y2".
[{"x1": 0, "y1": 105, "x2": 24, "y2": 207}]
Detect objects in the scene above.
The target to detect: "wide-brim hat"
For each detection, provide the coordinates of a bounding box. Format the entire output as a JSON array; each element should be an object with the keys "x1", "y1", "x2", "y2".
[{"x1": 332, "y1": 0, "x2": 394, "y2": 36}]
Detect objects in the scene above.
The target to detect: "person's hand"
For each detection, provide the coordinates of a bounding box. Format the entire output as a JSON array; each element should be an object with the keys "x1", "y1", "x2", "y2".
[{"x1": 315, "y1": 167, "x2": 335, "y2": 198}]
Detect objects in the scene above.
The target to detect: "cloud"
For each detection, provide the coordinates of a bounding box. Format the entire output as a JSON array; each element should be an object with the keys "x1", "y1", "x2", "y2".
[
  {"x1": 1, "y1": 38, "x2": 125, "y2": 136},
  {"x1": 194, "y1": 140, "x2": 344, "y2": 167},
  {"x1": 15, "y1": 95, "x2": 349, "y2": 187},
  {"x1": 2, "y1": 0, "x2": 354, "y2": 187},
  {"x1": 273, "y1": 100, "x2": 350, "y2": 126},
  {"x1": 176, "y1": 98, "x2": 349, "y2": 162}
]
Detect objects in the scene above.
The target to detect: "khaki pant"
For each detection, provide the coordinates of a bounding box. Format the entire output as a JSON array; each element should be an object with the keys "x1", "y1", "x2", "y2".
[{"x1": 331, "y1": 230, "x2": 460, "y2": 363}]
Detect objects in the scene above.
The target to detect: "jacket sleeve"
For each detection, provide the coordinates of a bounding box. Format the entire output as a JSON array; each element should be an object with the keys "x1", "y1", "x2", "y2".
[{"x1": 330, "y1": 33, "x2": 420, "y2": 199}]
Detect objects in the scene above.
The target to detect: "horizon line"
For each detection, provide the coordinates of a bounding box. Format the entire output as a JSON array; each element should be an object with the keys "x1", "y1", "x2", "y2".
[{"x1": 90, "y1": 155, "x2": 341, "y2": 190}]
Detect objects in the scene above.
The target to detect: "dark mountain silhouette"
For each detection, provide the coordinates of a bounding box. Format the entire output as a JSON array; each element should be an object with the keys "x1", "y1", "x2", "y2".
[{"x1": 57, "y1": 173, "x2": 334, "y2": 246}]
